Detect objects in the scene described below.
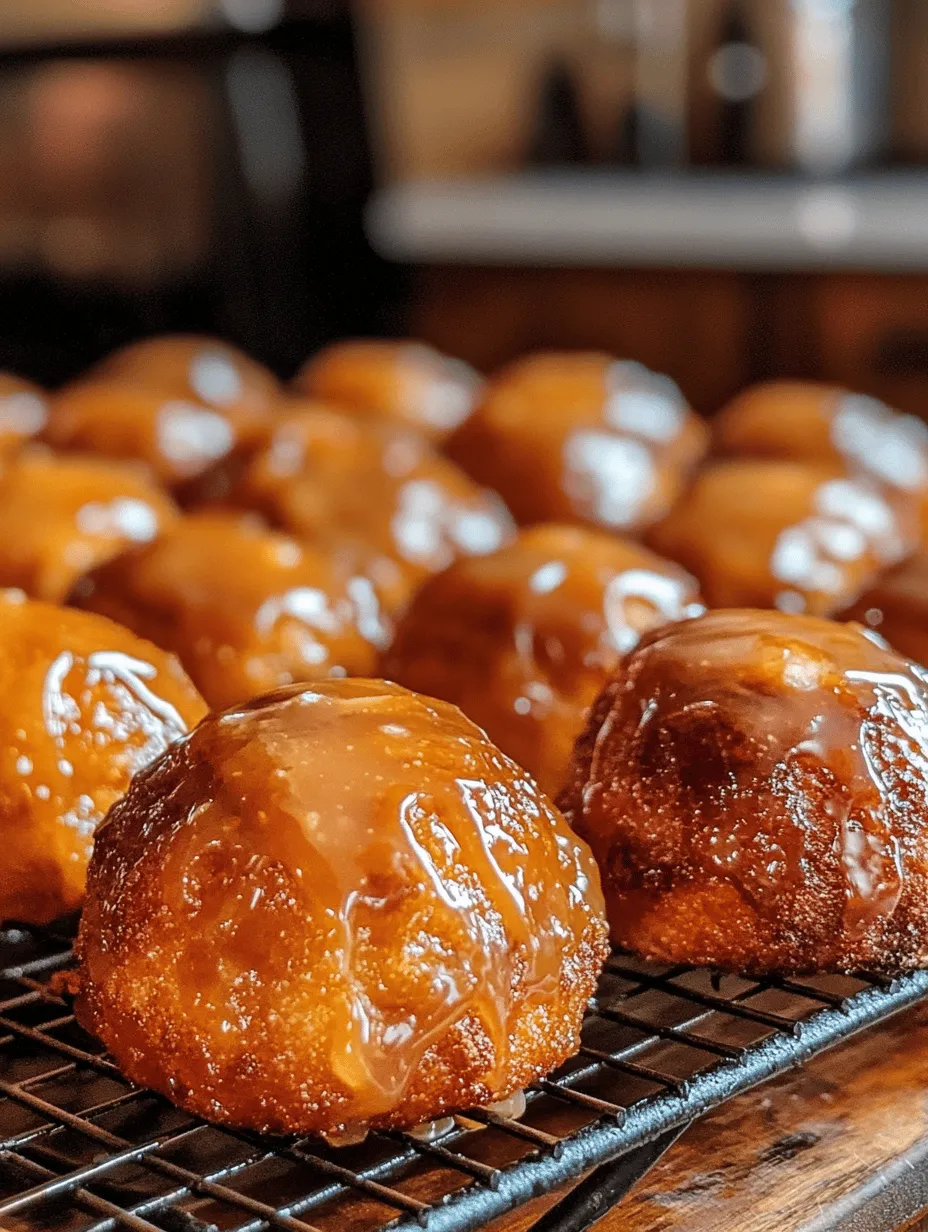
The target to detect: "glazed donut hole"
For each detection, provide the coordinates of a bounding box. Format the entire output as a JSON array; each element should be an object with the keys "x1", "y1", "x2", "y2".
[
  {"x1": 294, "y1": 339, "x2": 483, "y2": 439},
  {"x1": 715, "y1": 381, "x2": 928, "y2": 497},
  {"x1": 73, "y1": 678, "x2": 608, "y2": 1138},
  {"x1": 234, "y1": 405, "x2": 515, "y2": 586},
  {"x1": 383, "y1": 523, "x2": 703, "y2": 798},
  {"x1": 648, "y1": 458, "x2": 918, "y2": 616},
  {"x1": 88, "y1": 334, "x2": 282, "y2": 424},
  {"x1": 68, "y1": 511, "x2": 400, "y2": 712},
  {"x1": 447, "y1": 352, "x2": 709, "y2": 534},
  {"x1": 0, "y1": 448, "x2": 178, "y2": 603},
  {"x1": 0, "y1": 591, "x2": 205, "y2": 925},
  {"x1": 715, "y1": 381, "x2": 928, "y2": 545},
  {"x1": 559, "y1": 608, "x2": 928, "y2": 976},
  {"x1": 45, "y1": 379, "x2": 268, "y2": 492}
]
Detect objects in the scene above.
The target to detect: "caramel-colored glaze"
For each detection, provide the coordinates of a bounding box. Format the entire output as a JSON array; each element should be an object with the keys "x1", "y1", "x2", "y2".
[
  {"x1": 174, "y1": 396, "x2": 342, "y2": 511},
  {"x1": 74, "y1": 678, "x2": 608, "y2": 1136},
  {"x1": 648, "y1": 459, "x2": 917, "y2": 616},
  {"x1": 383, "y1": 524, "x2": 704, "y2": 798},
  {"x1": 295, "y1": 339, "x2": 482, "y2": 439},
  {"x1": 90, "y1": 334, "x2": 281, "y2": 423},
  {"x1": 45, "y1": 380, "x2": 267, "y2": 490},
  {"x1": 71, "y1": 337, "x2": 278, "y2": 504},
  {"x1": 559, "y1": 608, "x2": 928, "y2": 975},
  {"x1": 0, "y1": 449, "x2": 178, "y2": 603},
  {"x1": 447, "y1": 352, "x2": 709, "y2": 533},
  {"x1": 0, "y1": 373, "x2": 49, "y2": 459},
  {"x1": 236, "y1": 407, "x2": 515, "y2": 585},
  {"x1": 69, "y1": 512, "x2": 403, "y2": 711},
  {"x1": 715, "y1": 381, "x2": 928, "y2": 498},
  {"x1": 0, "y1": 592, "x2": 205, "y2": 924},
  {"x1": 843, "y1": 551, "x2": 928, "y2": 668}
]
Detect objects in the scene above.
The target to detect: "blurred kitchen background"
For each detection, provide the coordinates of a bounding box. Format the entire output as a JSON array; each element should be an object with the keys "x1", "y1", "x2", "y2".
[{"x1": 4, "y1": 0, "x2": 928, "y2": 415}]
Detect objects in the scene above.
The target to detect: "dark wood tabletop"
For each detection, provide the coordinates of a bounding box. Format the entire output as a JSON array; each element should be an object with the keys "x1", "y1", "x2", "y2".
[{"x1": 491, "y1": 999, "x2": 928, "y2": 1232}]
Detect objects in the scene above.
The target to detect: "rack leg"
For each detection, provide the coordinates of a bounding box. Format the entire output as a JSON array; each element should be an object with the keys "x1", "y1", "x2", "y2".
[{"x1": 529, "y1": 1122, "x2": 692, "y2": 1232}]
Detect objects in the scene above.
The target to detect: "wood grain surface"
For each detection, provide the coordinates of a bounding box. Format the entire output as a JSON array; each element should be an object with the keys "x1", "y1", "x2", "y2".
[{"x1": 490, "y1": 1002, "x2": 928, "y2": 1232}]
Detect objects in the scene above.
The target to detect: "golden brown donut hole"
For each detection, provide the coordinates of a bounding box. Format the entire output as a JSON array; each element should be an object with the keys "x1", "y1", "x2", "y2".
[
  {"x1": 69, "y1": 512, "x2": 402, "y2": 711},
  {"x1": 383, "y1": 524, "x2": 703, "y2": 797},
  {"x1": 45, "y1": 380, "x2": 265, "y2": 491},
  {"x1": 295, "y1": 339, "x2": 482, "y2": 439},
  {"x1": 649, "y1": 459, "x2": 917, "y2": 616},
  {"x1": 715, "y1": 381, "x2": 928, "y2": 491},
  {"x1": 0, "y1": 592, "x2": 205, "y2": 925},
  {"x1": 89, "y1": 334, "x2": 281, "y2": 423},
  {"x1": 73, "y1": 678, "x2": 608, "y2": 1137},
  {"x1": 715, "y1": 381, "x2": 928, "y2": 544},
  {"x1": 235, "y1": 407, "x2": 515, "y2": 587},
  {"x1": 447, "y1": 352, "x2": 708, "y2": 534},
  {"x1": 0, "y1": 449, "x2": 177, "y2": 603},
  {"x1": 560, "y1": 608, "x2": 928, "y2": 975}
]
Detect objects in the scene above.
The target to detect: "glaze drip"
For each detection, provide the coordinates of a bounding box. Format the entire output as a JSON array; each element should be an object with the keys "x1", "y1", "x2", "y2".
[{"x1": 208, "y1": 684, "x2": 562, "y2": 1113}]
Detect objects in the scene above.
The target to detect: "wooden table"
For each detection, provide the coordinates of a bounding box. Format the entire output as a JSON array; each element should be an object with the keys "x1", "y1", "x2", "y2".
[{"x1": 492, "y1": 1001, "x2": 928, "y2": 1232}]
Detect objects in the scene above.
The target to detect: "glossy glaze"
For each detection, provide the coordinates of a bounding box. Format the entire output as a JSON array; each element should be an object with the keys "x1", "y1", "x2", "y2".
[
  {"x1": 236, "y1": 407, "x2": 515, "y2": 584},
  {"x1": 0, "y1": 373, "x2": 49, "y2": 458},
  {"x1": 447, "y1": 352, "x2": 708, "y2": 533},
  {"x1": 561, "y1": 609, "x2": 928, "y2": 974},
  {"x1": 70, "y1": 512, "x2": 401, "y2": 711},
  {"x1": 295, "y1": 340, "x2": 482, "y2": 439},
  {"x1": 45, "y1": 380, "x2": 267, "y2": 489},
  {"x1": 715, "y1": 381, "x2": 928, "y2": 498},
  {"x1": 843, "y1": 551, "x2": 928, "y2": 668},
  {"x1": 649, "y1": 459, "x2": 917, "y2": 616},
  {"x1": 74, "y1": 678, "x2": 608, "y2": 1136},
  {"x1": 0, "y1": 449, "x2": 178, "y2": 602},
  {"x1": 90, "y1": 334, "x2": 281, "y2": 423},
  {"x1": 0, "y1": 593, "x2": 205, "y2": 924},
  {"x1": 383, "y1": 524, "x2": 704, "y2": 797}
]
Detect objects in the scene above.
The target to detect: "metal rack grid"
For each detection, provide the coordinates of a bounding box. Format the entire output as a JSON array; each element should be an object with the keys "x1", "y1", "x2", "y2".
[{"x1": 2, "y1": 921, "x2": 927, "y2": 1232}]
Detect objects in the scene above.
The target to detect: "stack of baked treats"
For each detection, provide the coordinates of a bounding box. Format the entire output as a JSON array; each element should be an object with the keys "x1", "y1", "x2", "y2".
[{"x1": 3, "y1": 336, "x2": 928, "y2": 1145}]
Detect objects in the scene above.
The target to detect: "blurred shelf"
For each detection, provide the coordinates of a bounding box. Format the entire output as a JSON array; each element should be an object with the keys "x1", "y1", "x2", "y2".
[{"x1": 367, "y1": 171, "x2": 928, "y2": 271}]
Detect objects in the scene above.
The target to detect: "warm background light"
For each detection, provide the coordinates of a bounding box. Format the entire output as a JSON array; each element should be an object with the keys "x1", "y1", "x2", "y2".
[{"x1": 1, "y1": 0, "x2": 212, "y2": 43}]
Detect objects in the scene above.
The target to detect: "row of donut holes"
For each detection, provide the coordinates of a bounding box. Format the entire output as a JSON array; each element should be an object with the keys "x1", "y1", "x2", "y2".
[{"x1": 2, "y1": 334, "x2": 924, "y2": 794}]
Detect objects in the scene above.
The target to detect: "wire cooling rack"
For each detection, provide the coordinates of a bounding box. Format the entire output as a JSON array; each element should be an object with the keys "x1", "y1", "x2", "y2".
[{"x1": 2, "y1": 921, "x2": 928, "y2": 1232}]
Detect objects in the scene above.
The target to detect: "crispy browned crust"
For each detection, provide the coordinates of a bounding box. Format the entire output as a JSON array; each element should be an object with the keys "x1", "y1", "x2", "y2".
[
  {"x1": 559, "y1": 610, "x2": 928, "y2": 977},
  {"x1": 75, "y1": 924, "x2": 606, "y2": 1135}
]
